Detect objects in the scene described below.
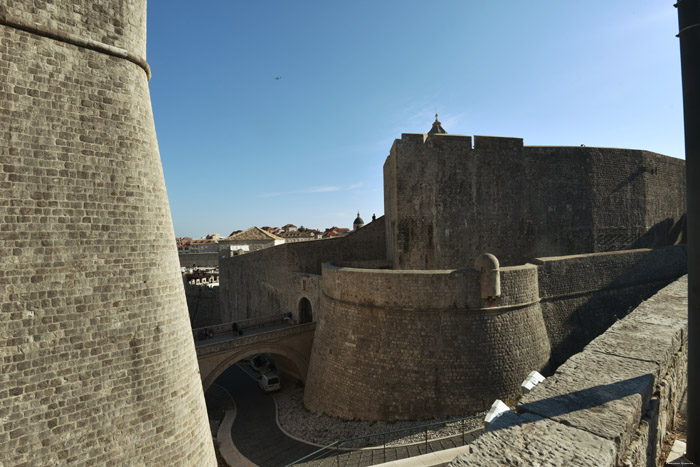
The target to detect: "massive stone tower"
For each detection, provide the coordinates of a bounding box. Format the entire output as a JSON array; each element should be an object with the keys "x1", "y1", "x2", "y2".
[{"x1": 0, "y1": 2, "x2": 216, "y2": 465}]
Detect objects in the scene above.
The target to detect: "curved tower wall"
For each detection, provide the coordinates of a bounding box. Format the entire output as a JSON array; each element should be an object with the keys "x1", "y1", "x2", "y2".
[
  {"x1": 0, "y1": 2, "x2": 216, "y2": 465},
  {"x1": 304, "y1": 263, "x2": 550, "y2": 421}
]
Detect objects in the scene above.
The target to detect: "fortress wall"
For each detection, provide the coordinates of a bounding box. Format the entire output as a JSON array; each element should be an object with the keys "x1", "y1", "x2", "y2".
[
  {"x1": 218, "y1": 217, "x2": 386, "y2": 323},
  {"x1": 640, "y1": 151, "x2": 687, "y2": 244},
  {"x1": 588, "y1": 148, "x2": 686, "y2": 251},
  {"x1": 384, "y1": 133, "x2": 473, "y2": 270},
  {"x1": 1, "y1": 0, "x2": 148, "y2": 59},
  {"x1": 535, "y1": 245, "x2": 687, "y2": 366},
  {"x1": 303, "y1": 264, "x2": 550, "y2": 421},
  {"x1": 219, "y1": 244, "x2": 288, "y2": 322},
  {"x1": 384, "y1": 134, "x2": 685, "y2": 270},
  {"x1": 284, "y1": 215, "x2": 386, "y2": 274},
  {"x1": 449, "y1": 276, "x2": 688, "y2": 467},
  {"x1": 179, "y1": 252, "x2": 219, "y2": 268},
  {"x1": 288, "y1": 272, "x2": 321, "y2": 324},
  {"x1": 0, "y1": 3, "x2": 215, "y2": 465},
  {"x1": 184, "y1": 283, "x2": 220, "y2": 328},
  {"x1": 383, "y1": 143, "x2": 399, "y2": 267}
]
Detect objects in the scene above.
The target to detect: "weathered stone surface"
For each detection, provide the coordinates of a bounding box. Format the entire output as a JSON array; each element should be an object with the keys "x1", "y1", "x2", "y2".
[
  {"x1": 584, "y1": 317, "x2": 683, "y2": 379},
  {"x1": 536, "y1": 246, "x2": 687, "y2": 365},
  {"x1": 450, "y1": 276, "x2": 688, "y2": 466},
  {"x1": 0, "y1": 2, "x2": 215, "y2": 465},
  {"x1": 186, "y1": 282, "x2": 221, "y2": 328},
  {"x1": 304, "y1": 263, "x2": 550, "y2": 421},
  {"x1": 518, "y1": 351, "x2": 657, "y2": 462},
  {"x1": 218, "y1": 216, "x2": 386, "y2": 323},
  {"x1": 384, "y1": 135, "x2": 685, "y2": 270},
  {"x1": 449, "y1": 412, "x2": 617, "y2": 467}
]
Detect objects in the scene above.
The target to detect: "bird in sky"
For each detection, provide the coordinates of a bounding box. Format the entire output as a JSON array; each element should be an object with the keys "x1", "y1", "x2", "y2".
[{"x1": 274, "y1": 76, "x2": 282, "y2": 80}]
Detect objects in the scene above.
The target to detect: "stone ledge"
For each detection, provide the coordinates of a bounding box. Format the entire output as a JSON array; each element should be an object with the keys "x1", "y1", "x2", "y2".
[{"x1": 450, "y1": 412, "x2": 617, "y2": 466}]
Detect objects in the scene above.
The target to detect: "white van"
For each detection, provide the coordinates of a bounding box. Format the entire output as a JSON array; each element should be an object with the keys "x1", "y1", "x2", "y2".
[{"x1": 258, "y1": 372, "x2": 281, "y2": 393}]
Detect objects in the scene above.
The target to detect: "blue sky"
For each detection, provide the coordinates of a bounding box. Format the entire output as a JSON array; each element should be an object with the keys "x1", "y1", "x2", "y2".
[{"x1": 147, "y1": 1, "x2": 684, "y2": 238}]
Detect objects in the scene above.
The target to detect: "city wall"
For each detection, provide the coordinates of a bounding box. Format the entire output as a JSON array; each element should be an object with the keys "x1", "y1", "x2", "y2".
[
  {"x1": 450, "y1": 276, "x2": 688, "y2": 467},
  {"x1": 184, "y1": 283, "x2": 220, "y2": 328},
  {"x1": 384, "y1": 134, "x2": 685, "y2": 270},
  {"x1": 218, "y1": 217, "x2": 385, "y2": 323},
  {"x1": 179, "y1": 252, "x2": 219, "y2": 268},
  {"x1": 303, "y1": 246, "x2": 686, "y2": 421},
  {"x1": 0, "y1": 2, "x2": 215, "y2": 465},
  {"x1": 536, "y1": 245, "x2": 687, "y2": 366},
  {"x1": 304, "y1": 262, "x2": 551, "y2": 420}
]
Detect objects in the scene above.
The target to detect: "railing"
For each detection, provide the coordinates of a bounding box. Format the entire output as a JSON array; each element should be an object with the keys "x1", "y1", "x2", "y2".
[
  {"x1": 285, "y1": 416, "x2": 483, "y2": 466},
  {"x1": 192, "y1": 313, "x2": 292, "y2": 340}
]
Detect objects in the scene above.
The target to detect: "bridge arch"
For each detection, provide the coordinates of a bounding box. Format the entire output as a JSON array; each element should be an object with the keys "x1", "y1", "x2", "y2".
[{"x1": 200, "y1": 342, "x2": 310, "y2": 394}]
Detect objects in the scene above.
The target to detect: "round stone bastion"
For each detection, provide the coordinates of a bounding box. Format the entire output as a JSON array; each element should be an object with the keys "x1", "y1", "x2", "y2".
[
  {"x1": 0, "y1": 2, "x2": 215, "y2": 464},
  {"x1": 303, "y1": 261, "x2": 551, "y2": 421}
]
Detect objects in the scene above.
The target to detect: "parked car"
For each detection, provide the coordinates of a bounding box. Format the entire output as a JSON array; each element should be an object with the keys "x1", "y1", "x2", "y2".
[{"x1": 258, "y1": 372, "x2": 281, "y2": 393}]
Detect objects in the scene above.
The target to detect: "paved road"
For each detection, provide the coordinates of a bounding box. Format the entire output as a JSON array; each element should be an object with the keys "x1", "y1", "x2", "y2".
[
  {"x1": 215, "y1": 365, "x2": 321, "y2": 466},
  {"x1": 213, "y1": 364, "x2": 482, "y2": 467}
]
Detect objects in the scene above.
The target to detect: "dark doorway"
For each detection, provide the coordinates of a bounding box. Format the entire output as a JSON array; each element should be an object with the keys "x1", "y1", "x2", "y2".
[{"x1": 298, "y1": 298, "x2": 313, "y2": 324}]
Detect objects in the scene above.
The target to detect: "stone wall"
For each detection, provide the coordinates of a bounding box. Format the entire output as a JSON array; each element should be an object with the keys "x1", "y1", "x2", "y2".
[
  {"x1": 449, "y1": 276, "x2": 688, "y2": 467},
  {"x1": 536, "y1": 245, "x2": 687, "y2": 366},
  {"x1": 384, "y1": 134, "x2": 686, "y2": 269},
  {"x1": 219, "y1": 242, "x2": 289, "y2": 322},
  {"x1": 0, "y1": 2, "x2": 215, "y2": 465},
  {"x1": 303, "y1": 263, "x2": 551, "y2": 421},
  {"x1": 288, "y1": 272, "x2": 321, "y2": 324},
  {"x1": 185, "y1": 283, "x2": 220, "y2": 328},
  {"x1": 303, "y1": 245, "x2": 686, "y2": 422},
  {"x1": 218, "y1": 216, "x2": 386, "y2": 322},
  {"x1": 179, "y1": 252, "x2": 219, "y2": 268}
]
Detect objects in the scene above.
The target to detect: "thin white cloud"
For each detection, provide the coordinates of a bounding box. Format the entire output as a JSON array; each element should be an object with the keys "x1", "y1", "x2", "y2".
[
  {"x1": 309, "y1": 186, "x2": 340, "y2": 193},
  {"x1": 259, "y1": 182, "x2": 363, "y2": 198}
]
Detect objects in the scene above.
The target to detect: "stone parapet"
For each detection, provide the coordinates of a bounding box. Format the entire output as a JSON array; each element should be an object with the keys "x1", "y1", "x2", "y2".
[{"x1": 304, "y1": 263, "x2": 550, "y2": 421}]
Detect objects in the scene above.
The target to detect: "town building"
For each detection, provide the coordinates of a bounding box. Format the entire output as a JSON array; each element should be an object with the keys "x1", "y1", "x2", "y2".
[{"x1": 218, "y1": 226, "x2": 285, "y2": 256}]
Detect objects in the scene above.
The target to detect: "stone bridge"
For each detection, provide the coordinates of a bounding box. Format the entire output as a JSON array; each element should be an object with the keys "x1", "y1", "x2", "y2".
[{"x1": 195, "y1": 323, "x2": 316, "y2": 392}]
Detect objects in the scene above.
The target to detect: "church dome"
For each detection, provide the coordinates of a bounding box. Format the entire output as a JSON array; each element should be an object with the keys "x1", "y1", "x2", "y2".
[{"x1": 353, "y1": 212, "x2": 365, "y2": 230}]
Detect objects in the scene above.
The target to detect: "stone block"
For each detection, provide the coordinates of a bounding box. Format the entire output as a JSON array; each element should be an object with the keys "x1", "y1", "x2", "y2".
[
  {"x1": 449, "y1": 412, "x2": 616, "y2": 467},
  {"x1": 518, "y1": 351, "x2": 657, "y2": 463}
]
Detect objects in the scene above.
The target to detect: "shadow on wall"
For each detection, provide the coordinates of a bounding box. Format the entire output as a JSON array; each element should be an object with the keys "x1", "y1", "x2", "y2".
[
  {"x1": 629, "y1": 215, "x2": 686, "y2": 250},
  {"x1": 490, "y1": 374, "x2": 653, "y2": 432},
  {"x1": 541, "y1": 245, "x2": 687, "y2": 370}
]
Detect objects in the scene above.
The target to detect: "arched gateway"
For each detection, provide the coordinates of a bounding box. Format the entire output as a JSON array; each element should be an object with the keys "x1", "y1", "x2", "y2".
[{"x1": 299, "y1": 297, "x2": 313, "y2": 324}]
